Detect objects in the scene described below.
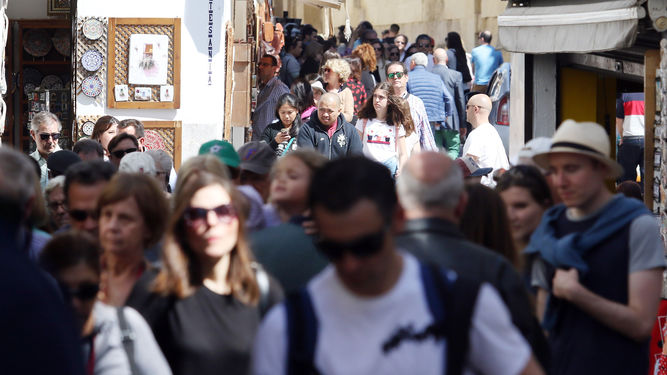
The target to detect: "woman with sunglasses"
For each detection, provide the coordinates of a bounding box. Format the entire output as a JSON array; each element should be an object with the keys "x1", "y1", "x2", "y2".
[
  {"x1": 356, "y1": 82, "x2": 411, "y2": 177},
  {"x1": 97, "y1": 173, "x2": 169, "y2": 307},
  {"x1": 39, "y1": 231, "x2": 171, "y2": 375},
  {"x1": 127, "y1": 171, "x2": 282, "y2": 375},
  {"x1": 322, "y1": 58, "x2": 355, "y2": 123},
  {"x1": 91, "y1": 115, "x2": 120, "y2": 158},
  {"x1": 496, "y1": 165, "x2": 553, "y2": 290}
]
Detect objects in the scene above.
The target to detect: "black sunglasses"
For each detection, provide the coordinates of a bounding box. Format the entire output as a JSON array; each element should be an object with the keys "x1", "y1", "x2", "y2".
[
  {"x1": 63, "y1": 282, "x2": 100, "y2": 301},
  {"x1": 315, "y1": 227, "x2": 387, "y2": 260},
  {"x1": 184, "y1": 203, "x2": 236, "y2": 226},
  {"x1": 68, "y1": 209, "x2": 98, "y2": 222},
  {"x1": 39, "y1": 132, "x2": 60, "y2": 141},
  {"x1": 110, "y1": 147, "x2": 138, "y2": 159}
]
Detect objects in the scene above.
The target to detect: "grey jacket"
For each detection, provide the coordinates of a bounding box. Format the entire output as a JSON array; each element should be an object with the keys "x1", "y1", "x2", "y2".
[{"x1": 431, "y1": 64, "x2": 466, "y2": 132}]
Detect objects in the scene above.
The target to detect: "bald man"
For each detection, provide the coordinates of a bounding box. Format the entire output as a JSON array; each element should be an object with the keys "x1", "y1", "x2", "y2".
[
  {"x1": 396, "y1": 152, "x2": 550, "y2": 369},
  {"x1": 296, "y1": 92, "x2": 362, "y2": 159},
  {"x1": 462, "y1": 94, "x2": 509, "y2": 187},
  {"x1": 432, "y1": 48, "x2": 465, "y2": 140}
]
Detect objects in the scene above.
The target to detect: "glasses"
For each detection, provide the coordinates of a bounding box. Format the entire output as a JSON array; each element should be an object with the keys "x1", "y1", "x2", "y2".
[
  {"x1": 258, "y1": 62, "x2": 273, "y2": 67},
  {"x1": 48, "y1": 200, "x2": 65, "y2": 211},
  {"x1": 315, "y1": 227, "x2": 387, "y2": 260},
  {"x1": 387, "y1": 72, "x2": 405, "y2": 80},
  {"x1": 184, "y1": 203, "x2": 236, "y2": 227},
  {"x1": 389, "y1": 52, "x2": 399, "y2": 56},
  {"x1": 110, "y1": 147, "x2": 137, "y2": 159},
  {"x1": 62, "y1": 282, "x2": 100, "y2": 301},
  {"x1": 39, "y1": 132, "x2": 60, "y2": 141},
  {"x1": 323, "y1": 67, "x2": 332, "y2": 73},
  {"x1": 68, "y1": 209, "x2": 98, "y2": 222},
  {"x1": 466, "y1": 104, "x2": 491, "y2": 111}
]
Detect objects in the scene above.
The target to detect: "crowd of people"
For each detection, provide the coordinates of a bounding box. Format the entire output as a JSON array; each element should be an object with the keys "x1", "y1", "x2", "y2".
[{"x1": 1, "y1": 21, "x2": 666, "y2": 375}]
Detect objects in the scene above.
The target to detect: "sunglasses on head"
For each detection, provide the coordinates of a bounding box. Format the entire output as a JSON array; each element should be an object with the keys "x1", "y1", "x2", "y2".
[
  {"x1": 68, "y1": 209, "x2": 98, "y2": 222},
  {"x1": 39, "y1": 132, "x2": 60, "y2": 141},
  {"x1": 63, "y1": 282, "x2": 100, "y2": 301},
  {"x1": 184, "y1": 203, "x2": 236, "y2": 226},
  {"x1": 110, "y1": 147, "x2": 137, "y2": 159},
  {"x1": 387, "y1": 72, "x2": 404, "y2": 79},
  {"x1": 314, "y1": 227, "x2": 387, "y2": 261}
]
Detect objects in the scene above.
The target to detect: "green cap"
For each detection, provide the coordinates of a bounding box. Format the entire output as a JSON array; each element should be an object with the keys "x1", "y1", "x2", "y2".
[{"x1": 198, "y1": 140, "x2": 240, "y2": 168}]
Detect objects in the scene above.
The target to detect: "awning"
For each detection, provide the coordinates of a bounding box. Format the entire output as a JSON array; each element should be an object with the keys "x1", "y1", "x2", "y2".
[
  {"x1": 299, "y1": 0, "x2": 341, "y2": 9},
  {"x1": 498, "y1": 0, "x2": 647, "y2": 54}
]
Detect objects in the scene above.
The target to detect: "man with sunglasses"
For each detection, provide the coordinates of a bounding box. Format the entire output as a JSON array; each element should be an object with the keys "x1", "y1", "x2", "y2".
[
  {"x1": 386, "y1": 62, "x2": 438, "y2": 152},
  {"x1": 253, "y1": 156, "x2": 544, "y2": 375},
  {"x1": 107, "y1": 133, "x2": 140, "y2": 169},
  {"x1": 64, "y1": 160, "x2": 115, "y2": 236},
  {"x1": 29, "y1": 111, "x2": 62, "y2": 190}
]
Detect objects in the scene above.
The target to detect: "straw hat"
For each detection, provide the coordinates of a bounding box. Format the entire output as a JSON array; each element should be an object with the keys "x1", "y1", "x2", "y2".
[{"x1": 532, "y1": 119, "x2": 623, "y2": 179}]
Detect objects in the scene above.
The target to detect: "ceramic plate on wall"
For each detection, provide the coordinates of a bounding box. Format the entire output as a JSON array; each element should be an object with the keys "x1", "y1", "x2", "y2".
[
  {"x1": 82, "y1": 19, "x2": 104, "y2": 41},
  {"x1": 23, "y1": 67, "x2": 43, "y2": 86},
  {"x1": 81, "y1": 75, "x2": 103, "y2": 97},
  {"x1": 24, "y1": 29, "x2": 52, "y2": 57},
  {"x1": 41, "y1": 75, "x2": 64, "y2": 90},
  {"x1": 82, "y1": 121, "x2": 95, "y2": 136},
  {"x1": 81, "y1": 50, "x2": 103, "y2": 72},
  {"x1": 52, "y1": 29, "x2": 70, "y2": 56}
]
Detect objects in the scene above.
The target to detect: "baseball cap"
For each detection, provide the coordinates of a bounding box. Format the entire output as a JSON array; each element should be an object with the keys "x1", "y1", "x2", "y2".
[
  {"x1": 455, "y1": 155, "x2": 493, "y2": 178},
  {"x1": 237, "y1": 141, "x2": 276, "y2": 175},
  {"x1": 118, "y1": 152, "x2": 157, "y2": 176},
  {"x1": 47, "y1": 150, "x2": 82, "y2": 177},
  {"x1": 198, "y1": 140, "x2": 240, "y2": 168}
]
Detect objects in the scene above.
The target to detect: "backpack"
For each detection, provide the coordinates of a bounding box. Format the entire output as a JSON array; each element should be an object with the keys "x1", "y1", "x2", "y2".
[{"x1": 284, "y1": 263, "x2": 481, "y2": 375}]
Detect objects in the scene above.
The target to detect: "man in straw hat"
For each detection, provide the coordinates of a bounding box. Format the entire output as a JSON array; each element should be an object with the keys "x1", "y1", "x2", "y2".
[{"x1": 526, "y1": 120, "x2": 664, "y2": 375}]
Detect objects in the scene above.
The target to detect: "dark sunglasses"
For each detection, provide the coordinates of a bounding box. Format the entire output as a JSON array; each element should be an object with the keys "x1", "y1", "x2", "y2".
[
  {"x1": 184, "y1": 203, "x2": 236, "y2": 226},
  {"x1": 39, "y1": 132, "x2": 60, "y2": 141},
  {"x1": 110, "y1": 147, "x2": 138, "y2": 159},
  {"x1": 68, "y1": 209, "x2": 98, "y2": 222},
  {"x1": 315, "y1": 227, "x2": 387, "y2": 260},
  {"x1": 387, "y1": 72, "x2": 404, "y2": 79},
  {"x1": 323, "y1": 67, "x2": 332, "y2": 73},
  {"x1": 63, "y1": 282, "x2": 100, "y2": 301}
]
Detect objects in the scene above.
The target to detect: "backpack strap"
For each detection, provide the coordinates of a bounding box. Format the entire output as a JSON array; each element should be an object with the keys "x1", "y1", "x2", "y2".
[
  {"x1": 116, "y1": 306, "x2": 139, "y2": 375},
  {"x1": 420, "y1": 263, "x2": 480, "y2": 375},
  {"x1": 285, "y1": 289, "x2": 321, "y2": 375}
]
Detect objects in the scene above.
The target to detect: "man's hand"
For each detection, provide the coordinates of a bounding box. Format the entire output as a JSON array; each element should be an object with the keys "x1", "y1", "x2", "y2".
[{"x1": 552, "y1": 268, "x2": 582, "y2": 301}]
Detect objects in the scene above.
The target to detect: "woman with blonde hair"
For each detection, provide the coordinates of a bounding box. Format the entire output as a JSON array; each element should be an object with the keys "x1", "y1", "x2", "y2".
[
  {"x1": 126, "y1": 171, "x2": 282, "y2": 375},
  {"x1": 351, "y1": 43, "x2": 377, "y2": 97},
  {"x1": 322, "y1": 58, "x2": 354, "y2": 123}
]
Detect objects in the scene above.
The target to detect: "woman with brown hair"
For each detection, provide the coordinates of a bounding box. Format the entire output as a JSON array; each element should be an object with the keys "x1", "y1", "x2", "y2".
[
  {"x1": 352, "y1": 43, "x2": 377, "y2": 97},
  {"x1": 343, "y1": 56, "x2": 368, "y2": 115},
  {"x1": 356, "y1": 82, "x2": 411, "y2": 177},
  {"x1": 91, "y1": 115, "x2": 120, "y2": 158},
  {"x1": 322, "y1": 58, "x2": 354, "y2": 123},
  {"x1": 126, "y1": 171, "x2": 282, "y2": 375}
]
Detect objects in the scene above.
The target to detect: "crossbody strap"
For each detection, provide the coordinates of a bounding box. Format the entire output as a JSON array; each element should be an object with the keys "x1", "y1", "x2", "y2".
[{"x1": 116, "y1": 306, "x2": 139, "y2": 375}]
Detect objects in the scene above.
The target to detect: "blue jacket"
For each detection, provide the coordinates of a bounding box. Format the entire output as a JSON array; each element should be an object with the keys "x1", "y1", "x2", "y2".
[
  {"x1": 296, "y1": 112, "x2": 363, "y2": 159},
  {"x1": 407, "y1": 66, "x2": 453, "y2": 124}
]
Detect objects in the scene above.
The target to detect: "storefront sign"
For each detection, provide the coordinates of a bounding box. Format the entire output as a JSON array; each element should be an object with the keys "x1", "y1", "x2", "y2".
[{"x1": 208, "y1": 0, "x2": 214, "y2": 85}]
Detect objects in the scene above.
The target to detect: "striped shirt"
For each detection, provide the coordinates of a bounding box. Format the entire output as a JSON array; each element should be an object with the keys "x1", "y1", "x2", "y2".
[
  {"x1": 616, "y1": 92, "x2": 644, "y2": 137},
  {"x1": 402, "y1": 92, "x2": 438, "y2": 152},
  {"x1": 252, "y1": 76, "x2": 290, "y2": 141}
]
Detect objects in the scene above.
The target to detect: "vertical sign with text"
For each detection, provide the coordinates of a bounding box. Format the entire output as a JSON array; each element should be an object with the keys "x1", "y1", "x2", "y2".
[{"x1": 208, "y1": 0, "x2": 214, "y2": 85}]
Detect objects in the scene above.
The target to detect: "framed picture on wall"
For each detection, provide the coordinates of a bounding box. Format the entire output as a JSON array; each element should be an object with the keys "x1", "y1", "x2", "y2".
[
  {"x1": 128, "y1": 34, "x2": 169, "y2": 85},
  {"x1": 48, "y1": 0, "x2": 71, "y2": 15}
]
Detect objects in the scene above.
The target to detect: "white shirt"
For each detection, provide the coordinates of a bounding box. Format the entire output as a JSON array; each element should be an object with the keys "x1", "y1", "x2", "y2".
[
  {"x1": 356, "y1": 118, "x2": 406, "y2": 164},
  {"x1": 462, "y1": 122, "x2": 509, "y2": 187},
  {"x1": 253, "y1": 253, "x2": 531, "y2": 375}
]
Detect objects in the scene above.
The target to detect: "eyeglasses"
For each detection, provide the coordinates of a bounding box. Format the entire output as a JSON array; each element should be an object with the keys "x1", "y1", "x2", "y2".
[
  {"x1": 39, "y1": 132, "x2": 60, "y2": 141},
  {"x1": 389, "y1": 52, "x2": 399, "y2": 56},
  {"x1": 466, "y1": 104, "x2": 491, "y2": 111},
  {"x1": 68, "y1": 209, "x2": 98, "y2": 222},
  {"x1": 184, "y1": 203, "x2": 236, "y2": 227},
  {"x1": 258, "y1": 62, "x2": 274, "y2": 67},
  {"x1": 387, "y1": 72, "x2": 405, "y2": 79},
  {"x1": 323, "y1": 67, "x2": 332, "y2": 73},
  {"x1": 110, "y1": 147, "x2": 137, "y2": 159},
  {"x1": 417, "y1": 44, "x2": 430, "y2": 48},
  {"x1": 48, "y1": 200, "x2": 65, "y2": 211},
  {"x1": 314, "y1": 227, "x2": 387, "y2": 260},
  {"x1": 62, "y1": 282, "x2": 100, "y2": 301}
]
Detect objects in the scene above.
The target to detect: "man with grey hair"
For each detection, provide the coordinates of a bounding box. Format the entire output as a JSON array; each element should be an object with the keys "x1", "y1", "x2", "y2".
[
  {"x1": 432, "y1": 48, "x2": 465, "y2": 142},
  {"x1": 118, "y1": 118, "x2": 146, "y2": 151},
  {"x1": 29, "y1": 111, "x2": 62, "y2": 190},
  {"x1": 396, "y1": 151, "x2": 550, "y2": 369},
  {"x1": 406, "y1": 53, "x2": 456, "y2": 158}
]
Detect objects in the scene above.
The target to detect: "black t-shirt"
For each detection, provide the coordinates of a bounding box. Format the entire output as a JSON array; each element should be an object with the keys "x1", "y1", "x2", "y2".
[{"x1": 127, "y1": 270, "x2": 282, "y2": 375}]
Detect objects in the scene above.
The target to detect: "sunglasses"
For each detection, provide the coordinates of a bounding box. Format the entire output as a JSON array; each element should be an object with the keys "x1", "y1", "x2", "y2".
[
  {"x1": 387, "y1": 72, "x2": 405, "y2": 79},
  {"x1": 258, "y1": 62, "x2": 274, "y2": 67},
  {"x1": 62, "y1": 282, "x2": 100, "y2": 301},
  {"x1": 315, "y1": 227, "x2": 387, "y2": 260},
  {"x1": 39, "y1": 132, "x2": 60, "y2": 141},
  {"x1": 68, "y1": 209, "x2": 98, "y2": 222},
  {"x1": 110, "y1": 147, "x2": 137, "y2": 159},
  {"x1": 389, "y1": 52, "x2": 399, "y2": 56},
  {"x1": 323, "y1": 68, "x2": 332, "y2": 73},
  {"x1": 184, "y1": 203, "x2": 236, "y2": 226}
]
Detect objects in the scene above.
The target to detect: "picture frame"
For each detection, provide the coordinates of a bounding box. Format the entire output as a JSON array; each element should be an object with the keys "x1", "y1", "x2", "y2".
[
  {"x1": 47, "y1": 0, "x2": 70, "y2": 16},
  {"x1": 115, "y1": 85, "x2": 129, "y2": 101},
  {"x1": 134, "y1": 87, "x2": 151, "y2": 101}
]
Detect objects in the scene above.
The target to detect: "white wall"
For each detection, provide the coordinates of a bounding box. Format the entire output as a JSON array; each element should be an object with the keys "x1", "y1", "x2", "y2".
[
  {"x1": 7, "y1": 0, "x2": 50, "y2": 19},
  {"x1": 77, "y1": 0, "x2": 231, "y2": 164}
]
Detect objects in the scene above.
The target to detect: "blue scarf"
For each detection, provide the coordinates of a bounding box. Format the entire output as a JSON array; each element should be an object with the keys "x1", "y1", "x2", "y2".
[{"x1": 524, "y1": 195, "x2": 650, "y2": 331}]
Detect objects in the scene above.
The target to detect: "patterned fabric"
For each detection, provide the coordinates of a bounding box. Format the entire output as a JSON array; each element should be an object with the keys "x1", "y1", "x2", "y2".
[
  {"x1": 403, "y1": 92, "x2": 438, "y2": 152},
  {"x1": 347, "y1": 78, "x2": 367, "y2": 114},
  {"x1": 251, "y1": 76, "x2": 290, "y2": 141}
]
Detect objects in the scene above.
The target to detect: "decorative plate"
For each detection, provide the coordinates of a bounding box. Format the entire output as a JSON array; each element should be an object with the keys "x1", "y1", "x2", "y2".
[
  {"x1": 23, "y1": 29, "x2": 52, "y2": 57},
  {"x1": 81, "y1": 50, "x2": 103, "y2": 72},
  {"x1": 24, "y1": 83, "x2": 36, "y2": 97},
  {"x1": 143, "y1": 129, "x2": 167, "y2": 151},
  {"x1": 81, "y1": 75, "x2": 103, "y2": 97},
  {"x1": 82, "y1": 121, "x2": 95, "y2": 136},
  {"x1": 23, "y1": 67, "x2": 43, "y2": 85},
  {"x1": 82, "y1": 19, "x2": 104, "y2": 41},
  {"x1": 41, "y1": 75, "x2": 64, "y2": 90},
  {"x1": 52, "y1": 29, "x2": 70, "y2": 56}
]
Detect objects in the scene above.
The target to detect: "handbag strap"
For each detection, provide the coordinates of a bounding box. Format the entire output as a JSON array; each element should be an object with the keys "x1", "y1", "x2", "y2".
[{"x1": 116, "y1": 306, "x2": 139, "y2": 375}]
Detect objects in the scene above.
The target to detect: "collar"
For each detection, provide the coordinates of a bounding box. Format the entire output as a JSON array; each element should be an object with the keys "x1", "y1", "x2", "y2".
[
  {"x1": 413, "y1": 65, "x2": 426, "y2": 71},
  {"x1": 260, "y1": 76, "x2": 278, "y2": 89},
  {"x1": 401, "y1": 217, "x2": 464, "y2": 239}
]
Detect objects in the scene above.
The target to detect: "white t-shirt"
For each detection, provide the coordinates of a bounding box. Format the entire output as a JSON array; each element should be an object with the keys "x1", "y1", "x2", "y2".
[
  {"x1": 462, "y1": 122, "x2": 509, "y2": 187},
  {"x1": 356, "y1": 118, "x2": 406, "y2": 164},
  {"x1": 252, "y1": 253, "x2": 531, "y2": 375},
  {"x1": 405, "y1": 130, "x2": 420, "y2": 157}
]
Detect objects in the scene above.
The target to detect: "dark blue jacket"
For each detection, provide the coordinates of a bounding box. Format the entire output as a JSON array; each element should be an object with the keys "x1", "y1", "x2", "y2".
[
  {"x1": 407, "y1": 65, "x2": 453, "y2": 124},
  {"x1": 296, "y1": 111, "x2": 362, "y2": 159}
]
